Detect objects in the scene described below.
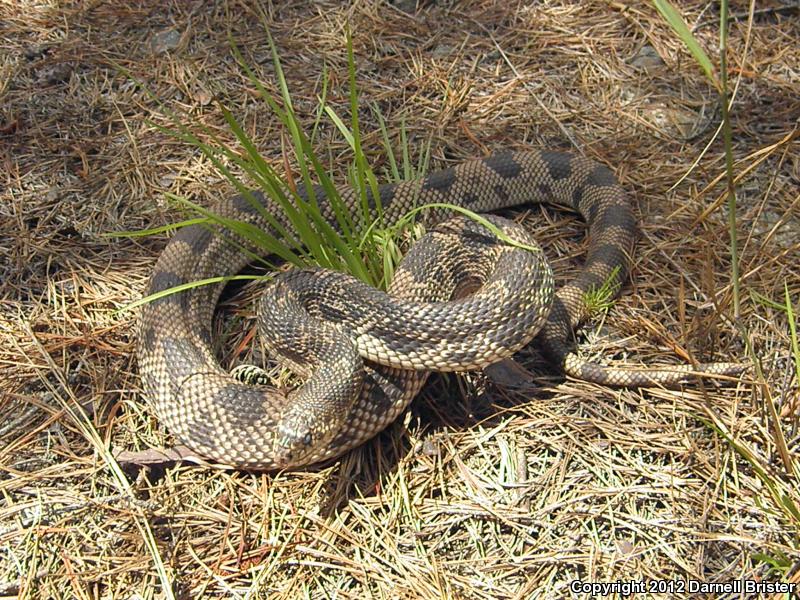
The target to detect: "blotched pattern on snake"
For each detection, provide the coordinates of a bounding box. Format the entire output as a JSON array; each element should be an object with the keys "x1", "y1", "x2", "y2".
[{"x1": 137, "y1": 150, "x2": 742, "y2": 469}]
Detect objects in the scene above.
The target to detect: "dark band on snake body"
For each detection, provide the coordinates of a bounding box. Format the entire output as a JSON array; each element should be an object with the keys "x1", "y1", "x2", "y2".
[
  {"x1": 138, "y1": 149, "x2": 743, "y2": 470},
  {"x1": 484, "y1": 154, "x2": 523, "y2": 179}
]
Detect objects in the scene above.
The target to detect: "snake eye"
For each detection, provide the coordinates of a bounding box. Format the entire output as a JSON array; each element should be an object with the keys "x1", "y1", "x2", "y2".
[{"x1": 302, "y1": 432, "x2": 313, "y2": 447}]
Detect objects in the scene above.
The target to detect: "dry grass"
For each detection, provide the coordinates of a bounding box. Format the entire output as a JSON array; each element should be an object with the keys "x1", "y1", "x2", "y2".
[{"x1": 1, "y1": 0, "x2": 799, "y2": 598}]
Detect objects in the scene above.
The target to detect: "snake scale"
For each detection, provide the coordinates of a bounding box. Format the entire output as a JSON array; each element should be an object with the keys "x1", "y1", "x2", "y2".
[{"x1": 138, "y1": 150, "x2": 742, "y2": 469}]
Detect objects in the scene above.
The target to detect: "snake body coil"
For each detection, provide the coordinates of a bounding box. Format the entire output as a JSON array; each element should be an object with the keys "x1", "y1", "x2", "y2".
[{"x1": 138, "y1": 150, "x2": 741, "y2": 469}]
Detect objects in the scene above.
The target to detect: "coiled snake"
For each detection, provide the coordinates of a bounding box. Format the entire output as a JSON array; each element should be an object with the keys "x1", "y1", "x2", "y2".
[{"x1": 138, "y1": 150, "x2": 742, "y2": 469}]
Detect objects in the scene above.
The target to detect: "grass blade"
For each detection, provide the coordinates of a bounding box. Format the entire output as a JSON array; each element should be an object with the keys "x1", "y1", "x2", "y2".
[{"x1": 652, "y1": 0, "x2": 718, "y2": 87}]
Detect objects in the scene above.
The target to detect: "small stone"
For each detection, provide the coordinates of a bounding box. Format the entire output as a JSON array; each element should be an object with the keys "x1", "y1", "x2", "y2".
[
  {"x1": 617, "y1": 539, "x2": 636, "y2": 555},
  {"x1": 484, "y1": 358, "x2": 535, "y2": 388},
  {"x1": 357, "y1": 58, "x2": 377, "y2": 73},
  {"x1": 753, "y1": 209, "x2": 798, "y2": 251},
  {"x1": 432, "y1": 44, "x2": 453, "y2": 58},
  {"x1": 421, "y1": 437, "x2": 438, "y2": 456},
  {"x1": 630, "y1": 45, "x2": 665, "y2": 72},
  {"x1": 392, "y1": 0, "x2": 418, "y2": 13},
  {"x1": 482, "y1": 50, "x2": 502, "y2": 63},
  {"x1": 150, "y1": 28, "x2": 182, "y2": 54},
  {"x1": 195, "y1": 89, "x2": 213, "y2": 106},
  {"x1": 38, "y1": 63, "x2": 73, "y2": 85},
  {"x1": 24, "y1": 45, "x2": 51, "y2": 61},
  {"x1": 642, "y1": 102, "x2": 711, "y2": 140}
]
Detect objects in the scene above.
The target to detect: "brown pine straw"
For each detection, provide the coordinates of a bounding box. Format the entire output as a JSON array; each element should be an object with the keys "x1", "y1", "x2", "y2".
[{"x1": 1, "y1": 1, "x2": 798, "y2": 597}]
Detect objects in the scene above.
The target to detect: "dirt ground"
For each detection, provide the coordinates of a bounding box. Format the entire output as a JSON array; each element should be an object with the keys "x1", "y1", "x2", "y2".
[{"x1": 1, "y1": 1, "x2": 799, "y2": 598}]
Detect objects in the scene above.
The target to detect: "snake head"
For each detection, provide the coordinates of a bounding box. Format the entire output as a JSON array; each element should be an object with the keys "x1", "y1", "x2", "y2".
[
  {"x1": 271, "y1": 385, "x2": 352, "y2": 468},
  {"x1": 272, "y1": 426, "x2": 316, "y2": 468}
]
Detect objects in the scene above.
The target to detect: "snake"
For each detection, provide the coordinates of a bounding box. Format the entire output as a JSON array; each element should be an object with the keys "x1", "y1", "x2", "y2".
[{"x1": 137, "y1": 150, "x2": 743, "y2": 470}]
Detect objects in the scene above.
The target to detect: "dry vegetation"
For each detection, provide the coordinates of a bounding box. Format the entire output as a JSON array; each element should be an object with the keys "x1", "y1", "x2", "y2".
[{"x1": 1, "y1": 0, "x2": 799, "y2": 598}]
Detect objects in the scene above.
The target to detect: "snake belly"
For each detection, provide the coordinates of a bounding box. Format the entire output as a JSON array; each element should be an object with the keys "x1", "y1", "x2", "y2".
[{"x1": 137, "y1": 150, "x2": 737, "y2": 470}]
